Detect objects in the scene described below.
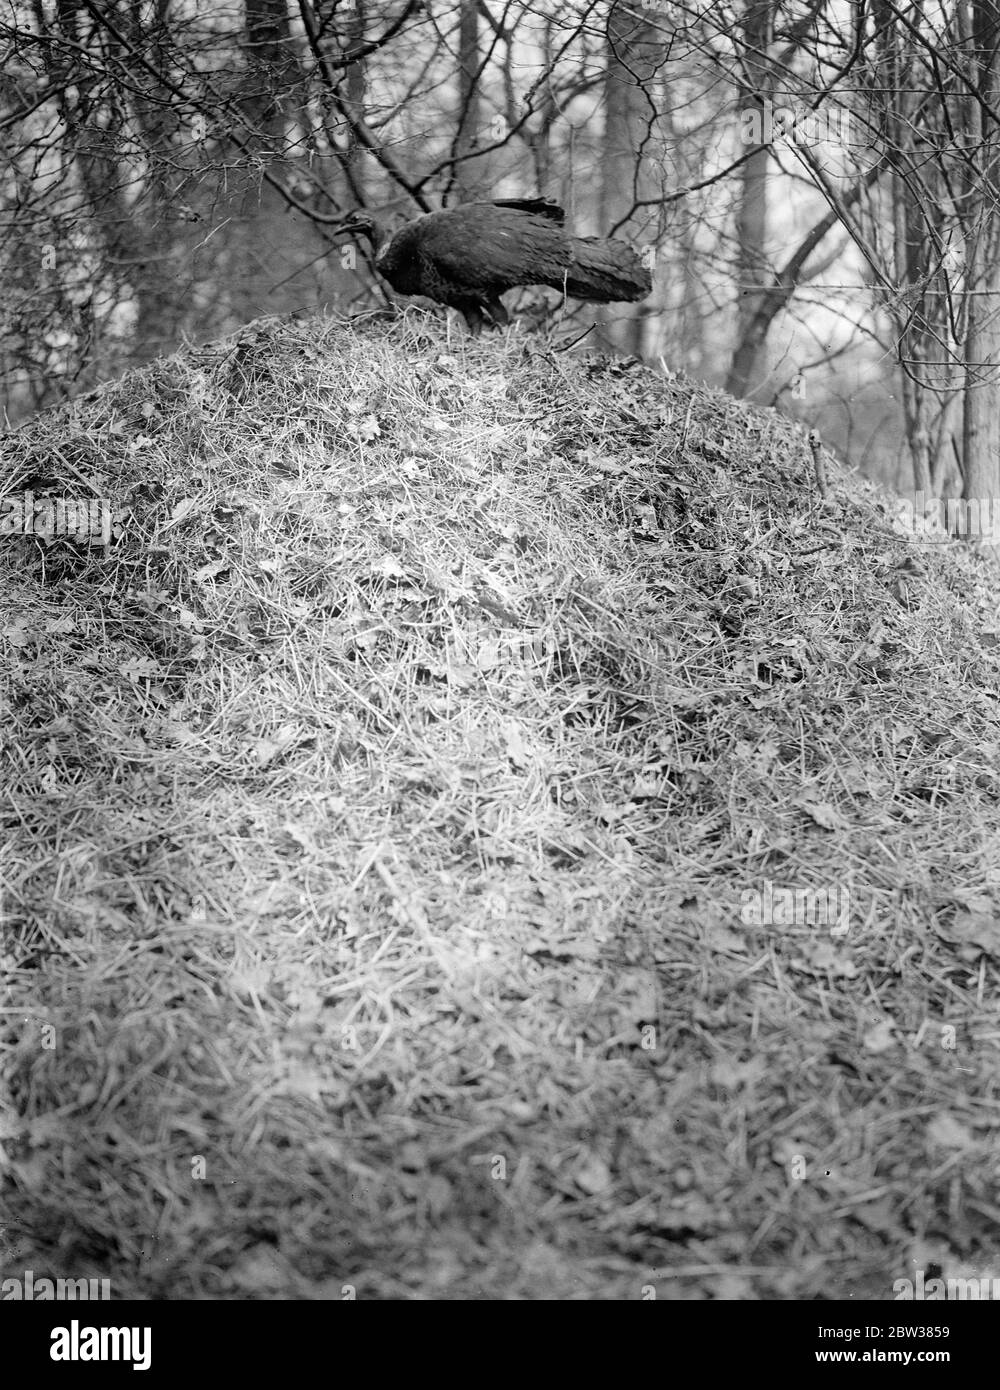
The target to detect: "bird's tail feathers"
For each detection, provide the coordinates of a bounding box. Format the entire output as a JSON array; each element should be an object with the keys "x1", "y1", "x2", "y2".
[{"x1": 564, "y1": 236, "x2": 652, "y2": 303}]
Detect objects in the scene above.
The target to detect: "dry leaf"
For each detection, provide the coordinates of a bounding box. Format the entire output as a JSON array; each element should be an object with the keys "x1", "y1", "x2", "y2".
[
  {"x1": 926, "y1": 1113, "x2": 974, "y2": 1152},
  {"x1": 939, "y1": 907, "x2": 1000, "y2": 958},
  {"x1": 863, "y1": 1019, "x2": 897, "y2": 1053},
  {"x1": 797, "y1": 795, "x2": 850, "y2": 831},
  {"x1": 573, "y1": 1150, "x2": 613, "y2": 1195},
  {"x1": 372, "y1": 553, "x2": 406, "y2": 579}
]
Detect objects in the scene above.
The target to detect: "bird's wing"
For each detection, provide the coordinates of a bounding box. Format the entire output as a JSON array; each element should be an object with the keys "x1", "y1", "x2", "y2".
[
  {"x1": 487, "y1": 198, "x2": 565, "y2": 224},
  {"x1": 417, "y1": 207, "x2": 570, "y2": 291}
]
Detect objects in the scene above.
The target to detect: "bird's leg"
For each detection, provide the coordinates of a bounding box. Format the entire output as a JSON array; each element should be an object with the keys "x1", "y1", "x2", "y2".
[
  {"x1": 484, "y1": 299, "x2": 509, "y2": 329},
  {"x1": 459, "y1": 303, "x2": 486, "y2": 334}
]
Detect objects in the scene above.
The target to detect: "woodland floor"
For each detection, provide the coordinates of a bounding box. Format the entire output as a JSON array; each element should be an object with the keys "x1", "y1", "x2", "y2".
[{"x1": 3, "y1": 311, "x2": 1000, "y2": 1299}]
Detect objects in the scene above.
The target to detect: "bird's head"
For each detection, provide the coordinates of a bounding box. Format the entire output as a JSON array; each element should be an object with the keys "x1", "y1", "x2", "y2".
[{"x1": 338, "y1": 211, "x2": 380, "y2": 250}]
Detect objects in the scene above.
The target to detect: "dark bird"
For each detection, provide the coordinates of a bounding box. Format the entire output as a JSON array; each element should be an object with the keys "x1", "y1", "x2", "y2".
[{"x1": 341, "y1": 198, "x2": 652, "y2": 332}]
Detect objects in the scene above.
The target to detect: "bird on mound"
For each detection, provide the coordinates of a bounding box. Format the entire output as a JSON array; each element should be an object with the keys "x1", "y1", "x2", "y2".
[{"x1": 340, "y1": 198, "x2": 652, "y2": 333}]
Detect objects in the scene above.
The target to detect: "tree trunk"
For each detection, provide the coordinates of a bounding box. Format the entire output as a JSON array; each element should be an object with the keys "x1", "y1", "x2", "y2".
[
  {"x1": 959, "y1": 0, "x2": 1000, "y2": 529},
  {"x1": 455, "y1": 0, "x2": 481, "y2": 200},
  {"x1": 602, "y1": 2, "x2": 660, "y2": 356},
  {"x1": 725, "y1": 4, "x2": 772, "y2": 398},
  {"x1": 344, "y1": 2, "x2": 369, "y2": 204}
]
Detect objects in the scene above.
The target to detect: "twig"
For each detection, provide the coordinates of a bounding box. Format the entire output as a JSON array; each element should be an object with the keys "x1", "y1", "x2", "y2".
[{"x1": 808, "y1": 428, "x2": 830, "y2": 500}]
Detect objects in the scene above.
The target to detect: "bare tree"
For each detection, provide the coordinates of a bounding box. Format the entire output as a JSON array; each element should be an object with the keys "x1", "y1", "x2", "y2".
[
  {"x1": 454, "y1": 0, "x2": 482, "y2": 200},
  {"x1": 6, "y1": 0, "x2": 1000, "y2": 526},
  {"x1": 602, "y1": 2, "x2": 662, "y2": 354},
  {"x1": 725, "y1": 2, "x2": 774, "y2": 397},
  {"x1": 957, "y1": 0, "x2": 1000, "y2": 513}
]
